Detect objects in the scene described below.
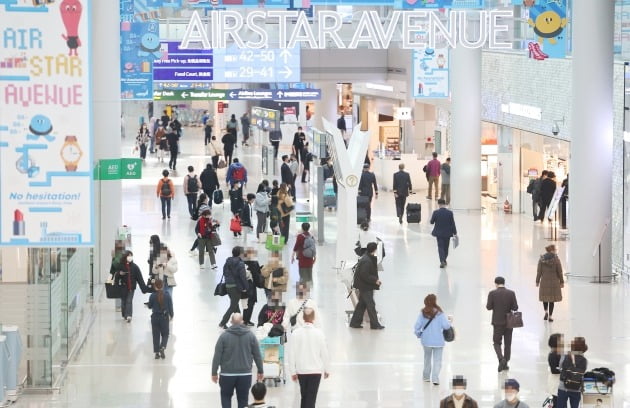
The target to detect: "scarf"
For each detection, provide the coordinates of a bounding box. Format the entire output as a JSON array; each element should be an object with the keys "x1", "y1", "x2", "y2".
[{"x1": 125, "y1": 263, "x2": 132, "y2": 291}]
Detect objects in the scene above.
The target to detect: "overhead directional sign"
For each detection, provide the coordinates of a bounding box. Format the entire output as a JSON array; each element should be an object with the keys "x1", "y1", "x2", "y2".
[
  {"x1": 153, "y1": 41, "x2": 213, "y2": 82},
  {"x1": 153, "y1": 88, "x2": 321, "y2": 101},
  {"x1": 213, "y1": 47, "x2": 300, "y2": 82}
]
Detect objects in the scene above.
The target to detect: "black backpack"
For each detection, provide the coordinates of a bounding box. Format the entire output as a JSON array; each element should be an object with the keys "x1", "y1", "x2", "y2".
[
  {"x1": 161, "y1": 179, "x2": 172, "y2": 196},
  {"x1": 560, "y1": 353, "x2": 587, "y2": 391},
  {"x1": 187, "y1": 175, "x2": 199, "y2": 193}
]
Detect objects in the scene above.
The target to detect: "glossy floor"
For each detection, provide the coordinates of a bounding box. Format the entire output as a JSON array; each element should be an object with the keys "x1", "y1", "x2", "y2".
[{"x1": 13, "y1": 131, "x2": 629, "y2": 408}]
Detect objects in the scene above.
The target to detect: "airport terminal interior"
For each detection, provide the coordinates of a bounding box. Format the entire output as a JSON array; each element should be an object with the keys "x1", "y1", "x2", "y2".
[{"x1": 0, "y1": 0, "x2": 629, "y2": 407}]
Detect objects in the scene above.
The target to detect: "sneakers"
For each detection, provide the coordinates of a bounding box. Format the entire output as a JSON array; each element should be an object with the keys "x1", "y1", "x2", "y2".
[
  {"x1": 245, "y1": 321, "x2": 255, "y2": 327},
  {"x1": 211, "y1": 264, "x2": 218, "y2": 269},
  {"x1": 155, "y1": 353, "x2": 160, "y2": 360},
  {"x1": 371, "y1": 325, "x2": 385, "y2": 330},
  {"x1": 159, "y1": 347, "x2": 165, "y2": 359},
  {"x1": 349, "y1": 324, "x2": 363, "y2": 329},
  {"x1": 126, "y1": 316, "x2": 132, "y2": 323}
]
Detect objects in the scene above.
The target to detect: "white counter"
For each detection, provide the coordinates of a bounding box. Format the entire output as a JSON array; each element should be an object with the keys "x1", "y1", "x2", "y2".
[{"x1": 373, "y1": 154, "x2": 428, "y2": 192}]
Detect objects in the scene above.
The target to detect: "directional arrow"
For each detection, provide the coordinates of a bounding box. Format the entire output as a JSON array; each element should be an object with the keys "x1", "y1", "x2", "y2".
[
  {"x1": 279, "y1": 66, "x2": 292, "y2": 79},
  {"x1": 229, "y1": 91, "x2": 237, "y2": 98},
  {"x1": 276, "y1": 91, "x2": 284, "y2": 98},
  {"x1": 279, "y1": 49, "x2": 292, "y2": 64},
  {"x1": 181, "y1": 92, "x2": 188, "y2": 99}
]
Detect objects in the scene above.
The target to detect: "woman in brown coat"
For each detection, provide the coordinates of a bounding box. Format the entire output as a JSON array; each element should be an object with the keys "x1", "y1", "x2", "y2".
[{"x1": 536, "y1": 244, "x2": 564, "y2": 322}]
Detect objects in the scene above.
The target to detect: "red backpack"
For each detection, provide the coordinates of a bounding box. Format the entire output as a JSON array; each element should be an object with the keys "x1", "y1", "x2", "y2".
[{"x1": 232, "y1": 166, "x2": 245, "y2": 181}]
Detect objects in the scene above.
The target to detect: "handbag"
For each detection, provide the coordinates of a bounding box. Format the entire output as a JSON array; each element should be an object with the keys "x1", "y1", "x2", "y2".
[
  {"x1": 506, "y1": 310, "x2": 524, "y2": 328},
  {"x1": 230, "y1": 216, "x2": 242, "y2": 233},
  {"x1": 210, "y1": 232, "x2": 222, "y2": 247},
  {"x1": 290, "y1": 299, "x2": 308, "y2": 327},
  {"x1": 217, "y1": 159, "x2": 227, "y2": 169},
  {"x1": 214, "y1": 276, "x2": 227, "y2": 296},
  {"x1": 265, "y1": 234, "x2": 285, "y2": 251},
  {"x1": 443, "y1": 326, "x2": 455, "y2": 342},
  {"x1": 105, "y1": 274, "x2": 124, "y2": 299}
]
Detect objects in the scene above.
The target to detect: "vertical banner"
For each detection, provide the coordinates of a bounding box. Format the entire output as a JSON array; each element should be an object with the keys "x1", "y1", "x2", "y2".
[
  {"x1": 526, "y1": 0, "x2": 568, "y2": 59},
  {"x1": 0, "y1": 0, "x2": 93, "y2": 246},
  {"x1": 412, "y1": 46, "x2": 449, "y2": 99},
  {"x1": 120, "y1": 0, "x2": 162, "y2": 100}
]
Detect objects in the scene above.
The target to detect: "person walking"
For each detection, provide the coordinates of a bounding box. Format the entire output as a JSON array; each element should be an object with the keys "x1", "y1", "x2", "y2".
[
  {"x1": 110, "y1": 250, "x2": 149, "y2": 322},
  {"x1": 156, "y1": 124, "x2": 167, "y2": 163},
  {"x1": 248, "y1": 382, "x2": 275, "y2": 408},
  {"x1": 240, "y1": 193, "x2": 256, "y2": 239},
  {"x1": 486, "y1": 276, "x2": 519, "y2": 372},
  {"x1": 222, "y1": 129, "x2": 236, "y2": 165},
  {"x1": 440, "y1": 377, "x2": 479, "y2": 408},
  {"x1": 426, "y1": 152, "x2": 441, "y2": 200},
  {"x1": 229, "y1": 182, "x2": 245, "y2": 217},
  {"x1": 136, "y1": 123, "x2": 150, "y2": 161},
  {"x1": 280, "y1": 155, "x2": 293, "y2": 193},
  {"x1": 166, "y1": 126, "x2": 180, "y2": 171},
  {"x1": 337, "y1": 113, "x2": 346, "y2": 138},
  {"x1": 184, "y1": 166, "x2": 201, "y2": 219},
  {"x1": 277, "y1": 183, "x2": 294, "y2": 243},
  {"x1": 160, "y1": 110, "x2": 170, "y2": 130},
  {"x1": 292, "y1": 126, "x2": 306, "y2": 164},
  {"x1": 200, "y1": 163, "x2": 220, "y2": 205},
  {"x1": 212, "y1": 313, "x2": 264, "y2": 408},
  {"x1": 547, "y1": 333, "x2": 564, "y2": 407},
  {"x1": 292, "y1": 222, "x2": 316, "y2": 285},
  {"x1": 301, "y1": 145, "x2": 313, "y2": 183},
  {"x1": 414, "y1": 294, "x2": 453, "y2": 385},
  {"x1": 240, "y1": 112, "x2": 251, "y2": 146},
  {"x1": 147, "y1": 279, "x2": 173, "y2": 359},
  {"x1": 536, "y1": 244, "x2": 564, "y2": 322},
  {"x1": 218, "y1": 246, "x2": 249, "y2": 329},
  {"x1": 283, "y1": 282, "x2": 320, "y2": 332},
  {"x1": 227, "y1": 114, "x2": 239, "y2": 147},
  {"x1": 289, "y1": 154, "x2": 299, "y2": 199},
  {"x1": 254, "y1": 183, "x2": 271, "y2": 238},
  {"x1": 527, "y1": 170, "x2": 547, "y2": 221},
  {"x1": 207, "y1": 135, "x2": 222, "y2": 169},
  {"x1": 358, "y1": 163, "x2": 378, "y2": 221},
  {"x1": 226, "y1": 158, "x2": 248, "y2": 188},
  {"x1": 151, "y1": 246, "x2": 177, "y2": 299},
  {"x1": 195, "y1": 209, "x2": 219, "y2": 269},
  {"x1": 440, "y1": 157, "x2": 451, "y2": 204},
  {"x1": 156, "y1": 169, "x2": 175, "y2": 220},
  {"x1": 430, "y1": 199, "x2": 458, "y2": 268},
  {"x1": 204, "y1": 120, "x2": 213, "y2": 146},
  {"x1": 349, "y1": 242, "x2": 384, "y2": 330},
  {"x1": 556, "y1": 337, "x2": 588, "y2": 408},
  {"x1": 538, "y1": 171, "x2": 557, "y2": 222},
  {"x1": 289, "y1": 308, "x2": 330, "y2": 408},
  {"x1": 393, "y1": 163, "x2": 412, "y2": 224},
  {"x1": 494, "y1": 379, "x2": 529, "y2": 408}
]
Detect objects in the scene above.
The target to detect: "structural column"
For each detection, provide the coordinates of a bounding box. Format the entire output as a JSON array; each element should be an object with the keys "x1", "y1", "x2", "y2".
[
  {"x1": 569, "y1": 0, "x2": 614, "y2": 277},
  {"x1": 92, "y1": 1, "x2": 122, "y2": 280},
  {"x1": 450, "y1": 45, "x2": 482, "y2": 210},
  {"x1": 313, "y1": 82, "x2": 339, "y2": 131}
]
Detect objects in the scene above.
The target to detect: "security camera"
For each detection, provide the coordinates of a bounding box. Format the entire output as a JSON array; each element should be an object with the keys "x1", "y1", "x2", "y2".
[{"x1": 551, "y1": 124, "x2": 559, "y2": 136}]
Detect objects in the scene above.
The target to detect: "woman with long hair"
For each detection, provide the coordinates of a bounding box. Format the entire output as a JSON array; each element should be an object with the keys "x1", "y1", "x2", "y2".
[
  {"x1": 254, "y1": 183, "x2": 271, "y2": 238},
  {"x1": 413, "y1": 294, "x2": 452, "y2": 385},
  {"x1": 147, "y1": 279, "x2": 173, "y2": 359},
  {"x1": 547, "y1": 333, "x2": 564, "y2": 407},
  {"x1": 536, "y1": 244, "x2": 564, "y2": 322},
  {"x1": 110, "y1": 250, "x2": 149, "y2": 322},
  {"x1": 277, "y1": 183, "x2": 294, "y2": 242},
  {"x1": 136, "y1": 123, "x2": 150, "y2": 160}
]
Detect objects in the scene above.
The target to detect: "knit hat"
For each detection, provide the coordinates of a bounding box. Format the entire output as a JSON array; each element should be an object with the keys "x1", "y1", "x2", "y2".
[
  {"x1": 451, "y1": 376, "x2": 467, "y2": 387},
  {"x1": 504, "y1": 379, "x2": 520, "y2": 391}
]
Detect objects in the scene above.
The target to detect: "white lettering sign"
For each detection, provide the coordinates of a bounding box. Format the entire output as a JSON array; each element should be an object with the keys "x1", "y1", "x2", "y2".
[{"x1": 181, "y1": 10, "x2": 513, "y2": 50}]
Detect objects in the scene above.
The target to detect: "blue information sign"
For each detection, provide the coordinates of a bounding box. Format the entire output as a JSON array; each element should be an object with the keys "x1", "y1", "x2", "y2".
[
  {"x1": 120, "y1": 21, "x2": 160, "y2": 100},
  {"x1": 153, "y1": 41, "x2": 213, "y2": 82},
  {"x1": 213, "y1": 46, "x2": 300, "y2": 83}
]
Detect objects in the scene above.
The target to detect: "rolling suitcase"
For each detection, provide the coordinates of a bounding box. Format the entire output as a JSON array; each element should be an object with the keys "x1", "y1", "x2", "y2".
[
  {"x1": 323, "y1": 179, "x2": 336, "y2": 208},
  {"x1": 406, "y1": 203, "x2": 421, "y2": 223},
  {"x1": 357, "y1": 207, "x2": 368, "y2": 225},
  {"x1": 357, "y1": 196, "x2": 370, "y2": 209}
]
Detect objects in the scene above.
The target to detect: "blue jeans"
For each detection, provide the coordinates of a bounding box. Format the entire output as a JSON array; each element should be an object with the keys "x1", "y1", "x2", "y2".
[
  {"x1": 219, "y1": 375, "x2": 251, "y2": 408},
  {"x1": 556, "y1": 389, "x2": 581, "y2": 408},
  {"x1": 422, "y1": 345, "x2": 443, "y2": 383},
  {"x1": 160, "y1": 197, "x2": 171, "y2": 218}
]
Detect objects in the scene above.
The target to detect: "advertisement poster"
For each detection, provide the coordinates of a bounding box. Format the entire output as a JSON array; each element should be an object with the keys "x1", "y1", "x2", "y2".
[
  {"x1": 525, "y1": 0, "x2": 568, "y2": 59},
  {"x1": 412, "y1": 46, "x2": 449, "y2": 99},
  {"x1": 120, "y1": 0, "x2": 162, "y2": 100},
  {"x1": 0, "y1": 0, "x2": 93, "y2": 246}
]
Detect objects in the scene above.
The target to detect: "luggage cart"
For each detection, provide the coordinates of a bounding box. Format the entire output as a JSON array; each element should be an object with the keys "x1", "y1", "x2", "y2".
[
  {"x1": 259, "y1": 336, "x2": 286, "y2": 386},
  {"x1": 582, "y1": 376, "x2": 614, "y2": 407}
]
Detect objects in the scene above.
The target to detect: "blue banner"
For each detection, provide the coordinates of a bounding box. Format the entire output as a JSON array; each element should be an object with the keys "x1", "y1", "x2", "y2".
[
  {"x1": 412, "y1": 48, "x2": 449, "y2": 99},
  {"x1": 120, "y1": 21, "x2": 160, "y2": 99},
  {"x1": 526, "y1": 0, "x2": 568, "y2": 59}
]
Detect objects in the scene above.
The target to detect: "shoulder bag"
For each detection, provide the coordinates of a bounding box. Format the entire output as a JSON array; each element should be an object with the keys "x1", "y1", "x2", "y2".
[
  {"x1": 105, "y1": 272, "x2": 124, "y2": 299},
  {"x1": 214, "y1": 275, "x2": 227, "y2": 296},
  {"x1": 210, "y1": 231, "x2": 222, "y2": 247},
  {"x1": 289, "y1": 299, "x2": 308, "y2": 327}
]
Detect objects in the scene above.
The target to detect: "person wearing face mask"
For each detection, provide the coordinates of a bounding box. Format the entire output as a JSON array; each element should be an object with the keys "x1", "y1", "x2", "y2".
[
  {"x1": 439, "y1": 376, "x2": 479, "y2": 408},
  {"x1": 494, "y1": 379, "x2": 529, "y2": 408},
  {"x1": 110, "y1": 250, "x2": 149, "y2": 322},
  {"x1": 218, "y1": 246, "x2": 249, "y2": 329}
]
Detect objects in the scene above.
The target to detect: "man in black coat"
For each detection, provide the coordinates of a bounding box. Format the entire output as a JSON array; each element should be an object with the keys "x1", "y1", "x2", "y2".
[
  {"x1": 165, "y1": 127, "x2": 180, "y2": 170},
  {"x1": 538, "y1": 171, "x2": 557, "y2": 222},
  {"x1": 486, "y1": 276, "x2": 519, "y2": 372},
  {"x1": 349, "y1": 243, "x2": 384, "y2": 330},
  {"x1": 199, "y1": 163, "x2": 220, "y2": 205},
  {"x1": 430, "y1": 199, "x2": 457, "y2": 268},
  {"x1": 392, "y1": 163, "x2": 412, "y2": 224},
  {"x1": 358, "y1": 164, "x2": 378, "y2": 221},
  {"x1": 281, "y1": 155, "x2": 293, "y2": 188}
]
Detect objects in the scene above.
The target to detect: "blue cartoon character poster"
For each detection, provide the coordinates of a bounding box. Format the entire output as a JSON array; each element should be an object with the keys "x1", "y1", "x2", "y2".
[{"x1": 527, "y1": 0, "x2": 568, "y2": 59}]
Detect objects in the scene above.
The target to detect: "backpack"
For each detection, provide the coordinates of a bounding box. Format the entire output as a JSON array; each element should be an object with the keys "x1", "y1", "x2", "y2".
[
  {"x1": 232, "y1": 166, "x2": 245, "y2": 181},
  {"x1": 187, "y1": 175, "x2": 199, "y2": 193},
  {"x1": 161, "y1": 179, "x2": 172, "y2": 196},
  {"x1": 560, "y1": 353, "x2": 587, "y2": 391},
  {"x1": 213, "y1": 189, "x2": 223, "y2": 204},
  {"x1": 526, "y1": 179, "x2": 535, "y2": 194},
  {"x1": 301, "y1": 233, "x2": 316, "y2": 258}
]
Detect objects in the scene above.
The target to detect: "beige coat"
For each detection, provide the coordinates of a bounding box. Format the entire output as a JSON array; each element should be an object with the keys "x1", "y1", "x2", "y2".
[
  {"x1": 261, "y1": 263, "x2": 289, "y2": 292},
  {"x1": 536, "y1": 253, "x2": 563, "y2": 302}
]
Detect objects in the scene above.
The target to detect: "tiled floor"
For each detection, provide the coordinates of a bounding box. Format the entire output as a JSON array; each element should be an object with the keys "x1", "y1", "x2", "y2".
[{"x1": 13, "y1": 129, "x2": 629, "y2": 407}]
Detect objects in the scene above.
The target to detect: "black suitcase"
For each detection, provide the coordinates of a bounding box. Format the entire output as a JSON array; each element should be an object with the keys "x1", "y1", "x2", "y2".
[
  {"x1": 357, "y1": 207, "x2": 368, "y2": 225},
  {"x1": 357, "y1": 196, "x2": 370, "y2": 209},
  {"x1": 406, "y1": 203, "x2": 421, "y2": 223}
]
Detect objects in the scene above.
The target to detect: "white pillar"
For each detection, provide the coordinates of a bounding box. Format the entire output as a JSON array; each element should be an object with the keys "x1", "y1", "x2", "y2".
[
  {"x1": 450, "y1": 46, "x2": 482, "y2": 210},
  {"x1": 569, "y1": 0, "x2": 614, "y2": 277},
  {"x1": 92, "y1": 1, "x2": 122, "y2": 281},
  {"x1": 314, "y1": 82, "x2": 338, "y2": 131}
]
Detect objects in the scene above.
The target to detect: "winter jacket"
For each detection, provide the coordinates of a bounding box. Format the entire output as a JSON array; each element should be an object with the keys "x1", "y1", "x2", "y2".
[
  {"x1": 352, "y1": 254, "x2": 379, "y2": 291},
  {"x1": 152, "y1": 255, "x2": 178, "y2": 287},
  {"x1": 261, "y1": 263, "x2": 289, "y2": 292},
  {"x1": 223, "y1": 256, "x2": 248, "y2": 291},
  {"x1": 212, "y1": 324, "x2": 263, "y2": 376},
  {"x1": 414, "y1": 310, "x2": 451, "y2": 347},
  {"x1": 536, "y1": 253, "x2": 564, "y2": 302},
  {"x1": 254, "y1": 192, "x2": 271, "y2": 213},
  {"x1": 111, "y1": 262, "x2": 149, "y2": 293},
  {"x1": 226, "y1": 162, "x2": 248, "y2": 185},
  {"x1": 200, "y1": 168, "x2": 220, "y2": 193},
  {"x1": 147, "y1": 290, "x2": 174, "y2": 318},
  {"x1": 440, "y1": 394, "x2": 479, "y2": 408}
]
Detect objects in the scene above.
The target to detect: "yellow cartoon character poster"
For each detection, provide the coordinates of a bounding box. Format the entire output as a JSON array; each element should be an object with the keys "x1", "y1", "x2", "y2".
[{"x1": 527, "y1": 0, "x2": 568, "y2": 59}]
